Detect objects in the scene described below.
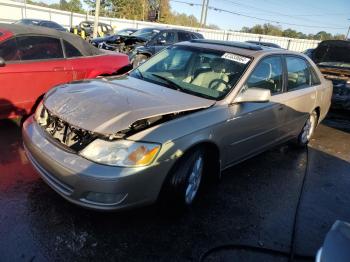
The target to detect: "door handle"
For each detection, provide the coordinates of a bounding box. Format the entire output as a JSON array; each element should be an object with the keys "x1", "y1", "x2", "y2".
[{"x1": 53, "y1": 67, "x2": 64, "y2": 71}]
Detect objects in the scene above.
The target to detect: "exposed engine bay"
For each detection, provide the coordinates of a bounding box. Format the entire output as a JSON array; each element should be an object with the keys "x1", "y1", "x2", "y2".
[
  {"x1": 97, "y1": 36, "x2": 147, "y2": 53},
  {"x1": 37, "y1": 106, "x2": 200, "y2": 152},
  {"x1": 312, "y1": 40, "x2": 350, "y2": 110}
]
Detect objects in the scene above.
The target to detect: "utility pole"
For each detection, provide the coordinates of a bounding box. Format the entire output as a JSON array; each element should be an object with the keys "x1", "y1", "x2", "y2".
[
  {"x1": 93, "y1": 0, "x2": 101, "y2": 39},
  {"x1": 199, "y1": 0, "x2": 206, "y2": 27},
  {"x1": 24, "y1": 0, "x2": 27, "y2": 18},
  {"x1": 346, "y1": 19, "x2": 350, "y2": 40},
  {"x1": 199, "y1": 0, "x2": 209, "y2": 28},
  {"x1": 203, "y1": 0, "x2": 209, "y2": 27}
]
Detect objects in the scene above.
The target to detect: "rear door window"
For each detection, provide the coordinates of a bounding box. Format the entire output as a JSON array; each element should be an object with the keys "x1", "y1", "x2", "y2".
[
  {"x1": 17, "y1": 36, "x2": 64, "y2": 60},
  {"x1": 286, "y1": 56, "x2": 312, "y2": 91},
  {"x1": 156, "y1": 32, "x2": 176, "y2": 45},
  {"x1": 0, "y1": 38, "x2": 20, "y2": 61},
  {"x1": 64, "y1": 40, "x2": 83, "y2": 58},
  {"x1": 178, "y1": 32, "x2": 192, "y2": 42}
]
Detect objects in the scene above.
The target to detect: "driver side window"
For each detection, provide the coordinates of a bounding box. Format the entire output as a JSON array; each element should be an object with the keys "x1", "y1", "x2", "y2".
[
  {"x1": 245, "y1": 56, "x2": 283, "y2": 95},
  {"x1": 155, "y1": 32, "x2": 176, "y2": 45}
]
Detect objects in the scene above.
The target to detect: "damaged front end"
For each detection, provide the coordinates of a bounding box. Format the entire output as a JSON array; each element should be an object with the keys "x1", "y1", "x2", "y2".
[
  {"x1": 312, "y1": 40, "x2": 350, "y2": 110},
  {"x1": 319, "y1": 67, "x2": 350, "y2": 110},
  {"x1": 99, "y1": 36, "x2": 148, "y2": 54},
  {"x1": 35, "y1": 103, "x2": 202, "y2": 153}
]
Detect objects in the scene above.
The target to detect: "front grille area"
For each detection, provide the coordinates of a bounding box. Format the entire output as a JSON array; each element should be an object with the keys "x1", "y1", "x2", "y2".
[
  {"x1": 332, "y1": 81, "x2": 350, "y2": 96},
  {"x1": 38, "y1": 107, "x2": 95, "y2": 152}
]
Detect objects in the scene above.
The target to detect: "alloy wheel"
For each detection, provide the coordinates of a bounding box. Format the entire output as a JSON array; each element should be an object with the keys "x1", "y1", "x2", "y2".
[{"x1": 185, "y1": 155, "x2": 204, "y2": 205}]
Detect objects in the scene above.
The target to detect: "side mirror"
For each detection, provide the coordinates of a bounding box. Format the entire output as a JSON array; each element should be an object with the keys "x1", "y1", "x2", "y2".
[
  {"x1": 0, "y1": 57, "x2": 5, "y2": 67},
  {"x1": 234, "y1": 88, "x2": 271, "y2": 103}
]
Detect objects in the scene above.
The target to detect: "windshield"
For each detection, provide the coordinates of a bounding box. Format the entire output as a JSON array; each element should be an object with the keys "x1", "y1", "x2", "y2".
[
  {"x1": 131, "y1": 28, "x2": 160, "y2": 40},
  {"x1": 117, "y1": 29, "x2": 134, "y2": 36},
  {"x1": 130, "y1": 45, "x2": 252, "y2": 100}
]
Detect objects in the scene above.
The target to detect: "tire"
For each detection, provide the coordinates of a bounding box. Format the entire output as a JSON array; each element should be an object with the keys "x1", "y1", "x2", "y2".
[
  {"x1": 296, "y1": 110, "x2": 318, "y2": 147},
  {"x1": 132, "y1": 54, "x2": 148, "y2": 68},
  {"x1": 160, "y1": 148, "x2": 206, "y2": 209}
]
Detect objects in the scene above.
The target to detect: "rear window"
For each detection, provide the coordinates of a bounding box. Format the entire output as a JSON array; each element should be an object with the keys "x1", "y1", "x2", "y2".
[
  {"x1": 178, "y1": 32, "x2": 192, "y2": 42},
  {"x1": 17, "y1": 36, "x2": 63, "y2": 60},
  {"x1": 41, "y1": 21, "x2": 62, "y2": 29},
  {"x1": 64, "y1": 40, "x2": 83, "y2": 58},
  {"x1": 286, "y1": 56, "x2": 312, "y2": 91}
]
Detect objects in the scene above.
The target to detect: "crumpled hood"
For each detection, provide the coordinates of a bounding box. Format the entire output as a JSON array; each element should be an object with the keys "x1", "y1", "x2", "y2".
[
  {"x1": 313, "y1": 40, "x2": 350, "y2": 65},
  {"x1": 44, "y1": 76, "x2": 215, "y2": 135}
]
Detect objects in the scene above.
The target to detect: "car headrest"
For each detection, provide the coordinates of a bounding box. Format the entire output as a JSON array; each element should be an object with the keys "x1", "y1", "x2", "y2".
[
  {"x1": 253, "y1": 62, "x2": 271, "y2": 79},
  {"x1": 210, "y1": 58, "x2": 226, "y2": 73}
]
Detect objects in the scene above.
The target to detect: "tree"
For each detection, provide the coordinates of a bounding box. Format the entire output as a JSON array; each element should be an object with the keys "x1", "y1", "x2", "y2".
[
  {"x1": 64, "y1": 0, "x2": 83, "y2": 12},
  {"x1": 315, "y1": 31, "x2": 333, "y2": 40},
  {"x1": 240, "y1": 24, "x2": 342, "y2": 40}
]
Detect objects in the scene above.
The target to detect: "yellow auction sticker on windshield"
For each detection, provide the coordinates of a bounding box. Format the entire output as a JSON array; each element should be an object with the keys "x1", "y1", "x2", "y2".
[{"x1": 222, "y1": 53, "x2": 251, "y2": 64}]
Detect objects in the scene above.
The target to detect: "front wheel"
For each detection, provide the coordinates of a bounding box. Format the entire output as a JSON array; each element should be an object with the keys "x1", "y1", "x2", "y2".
[
  {"x1": 160, "y1": 148, "x2": 205, "y2": 209},
  {"x1": 296, "y1": 110, "x2": 318, "y2": 147}
]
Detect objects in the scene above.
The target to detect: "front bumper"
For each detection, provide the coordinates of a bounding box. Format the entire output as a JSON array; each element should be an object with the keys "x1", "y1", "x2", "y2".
[{"x1": 22, "y1": 117, "x2": 171, "y2": 211}]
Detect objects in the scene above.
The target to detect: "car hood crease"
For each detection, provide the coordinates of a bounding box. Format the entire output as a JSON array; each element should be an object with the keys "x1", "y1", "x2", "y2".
[{"x1": 44, "y1": 77, "x2": 215, "y2": 135}]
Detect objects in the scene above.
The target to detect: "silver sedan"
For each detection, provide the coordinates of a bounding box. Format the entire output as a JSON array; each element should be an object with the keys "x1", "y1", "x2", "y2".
[{"x1": 23, "y1": 40, "x2": 333, "y2": 211}]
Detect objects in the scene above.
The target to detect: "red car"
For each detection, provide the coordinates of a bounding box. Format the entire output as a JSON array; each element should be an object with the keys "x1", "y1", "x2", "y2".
[{"x1": 0, "y1": 23, "x2": 129, "y2": 119}]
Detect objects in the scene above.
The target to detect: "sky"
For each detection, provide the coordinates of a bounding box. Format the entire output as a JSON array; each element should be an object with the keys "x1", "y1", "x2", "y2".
[{"x1": 169, "y1": 0, "x2": 350, "y2": 35}]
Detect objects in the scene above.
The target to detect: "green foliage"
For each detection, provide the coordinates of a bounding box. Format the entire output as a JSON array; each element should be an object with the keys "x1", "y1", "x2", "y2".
[
  {"x1": 28, "y1": 0, "x2": 84, "y2": 13},
  {"x1": 241, "y1": 23, "x2": 345, "y2": 40},
  {"x1": 27, "y1": 0, "x2": 220, "y2": 28}
]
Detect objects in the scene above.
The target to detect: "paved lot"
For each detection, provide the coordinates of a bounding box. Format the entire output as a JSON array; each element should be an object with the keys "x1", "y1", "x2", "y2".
[{"x1": 0, "y1": 111, "x2": 349, "y2": 262}]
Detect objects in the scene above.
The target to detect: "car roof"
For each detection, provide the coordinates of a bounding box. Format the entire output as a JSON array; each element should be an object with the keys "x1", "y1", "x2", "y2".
[
  {"x1": 160, "y1": 28, "x2": 201, "y2": 33},
  {"x1": 246, "y1": 40, "x2": 281, "y2": 48},
  {"x1": 0, "y1": 23, "x2": 102, "y2": 56},
  {"x1": 20, "y1": 19, "x2": 51, "y2": 23},
  {"x1": 81, "y1": 21, "x2": 111, "y2": 26},
  {"x1": 177, "y1": 39, "x2": 296, "y2": 58}
]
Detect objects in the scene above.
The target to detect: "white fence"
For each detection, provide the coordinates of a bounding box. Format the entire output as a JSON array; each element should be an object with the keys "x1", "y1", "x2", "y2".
[{"x1": 0, "y1": 0, "x2": 320, "y2": 52}]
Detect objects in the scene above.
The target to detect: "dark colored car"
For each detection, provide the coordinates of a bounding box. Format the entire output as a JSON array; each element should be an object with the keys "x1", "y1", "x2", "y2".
[
  {"x1": 303, "y1": 48, "x2": 314, "y2": 58},
  {"x1": 311, "y1": 40, "x2": 350, "y2": 110},
  {"x1": 90, "y1": 28, "x2": 137, "y2": 48},
  {"x1": 131, "y1": 28, "x2": 204, "y2": 67},
  {"x1": 246, "y1": 40, "x2": 281, "y2": 48},
  {"x1": 15, "y1": 19, "x2": 67, "y2": 32},
  {"x1": 96, "y1": 27, "x2": 204, "y2": 67},
  {"x1": 0, "y1": 23, "x2": 129, "y2": 119}
]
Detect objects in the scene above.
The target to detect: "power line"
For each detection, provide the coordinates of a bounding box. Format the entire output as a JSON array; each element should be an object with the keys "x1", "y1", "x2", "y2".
[{"x1": 169, "y1": 0, "x2": 348, "y2": 30}]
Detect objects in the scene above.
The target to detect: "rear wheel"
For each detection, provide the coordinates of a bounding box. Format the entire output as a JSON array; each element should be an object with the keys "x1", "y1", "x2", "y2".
[{"x1": 296, "y1": 110, "x2": 318, "y2": 147}]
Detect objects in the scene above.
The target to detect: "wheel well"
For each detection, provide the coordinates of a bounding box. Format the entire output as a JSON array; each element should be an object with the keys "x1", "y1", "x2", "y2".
[
  {"x1": 157, "y1": 141, "x2": 221, "y2": 202},
  {"x1": 314, "y1": 106, "x2": 320, "y2": 123},
  {"x1": 183, "y1": 142, "x2": 221, "y2": 179}
]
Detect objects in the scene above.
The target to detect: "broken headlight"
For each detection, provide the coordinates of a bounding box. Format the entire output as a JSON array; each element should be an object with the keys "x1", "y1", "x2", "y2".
[
  {"x1": 34, "y1": 101, "x2": 48, "y2": 125},
  {"x1": 80, "y1": 139, "x2": 160, "y2": 167}
]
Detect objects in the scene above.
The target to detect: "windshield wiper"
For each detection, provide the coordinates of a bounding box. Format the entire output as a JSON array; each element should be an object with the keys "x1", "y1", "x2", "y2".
[{"x1": 151, "y1": 73, "x2": 186, "y2": 92}]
